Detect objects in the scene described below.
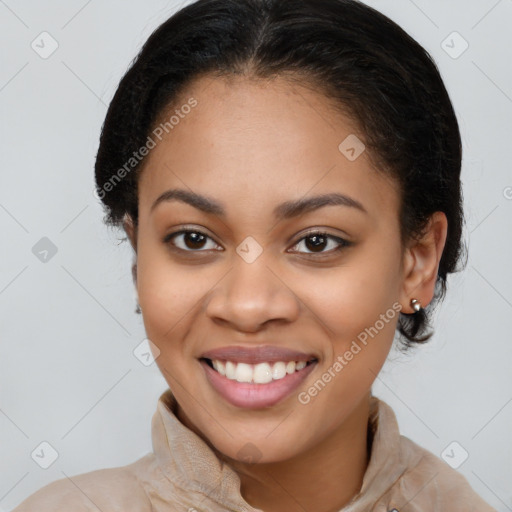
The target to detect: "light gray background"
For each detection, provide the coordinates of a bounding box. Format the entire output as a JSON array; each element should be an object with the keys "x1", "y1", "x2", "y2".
[{"x1": 1, "y1": 0, "x2": 511, "y2": 510}]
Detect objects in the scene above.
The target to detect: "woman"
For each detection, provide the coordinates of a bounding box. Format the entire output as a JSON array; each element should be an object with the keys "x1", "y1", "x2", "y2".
[{"x1": 14, "y1": 0, "x2": 496, "y2": 510}]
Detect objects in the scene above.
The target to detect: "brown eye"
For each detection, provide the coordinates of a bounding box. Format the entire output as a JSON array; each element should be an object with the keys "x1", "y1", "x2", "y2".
[
  {"x1": 164, "y1": 230, "x2": 220, "y2": 252},
  {"x1": 304, "y1": 234, "x2": 328, "y2": 253},
  {"x1": 290, "y1": 232, "x2": 351, "y2": 255}
]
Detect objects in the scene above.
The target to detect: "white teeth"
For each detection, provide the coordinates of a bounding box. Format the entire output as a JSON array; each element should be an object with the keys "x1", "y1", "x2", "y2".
[
  {"x1": 285, "y1": 361, "x2": 296, "y2": 374},
  {"x1": 225, "y1": 361, "x2": 236, "y2": 380},
  {"x1": 235, "y1": 363, "x2": 253, "y2": 383},
  {"x1": 253, "y1": 362, "x2": 273, "y2": 384},
  {"x1": 209, "y1": 359, "x2": 313, "y2": 383},
  {"x1": 216, "y1": 360, "x2": 226, "y2": 376},
  {"x1": 272, "y1": 361, "x2": 286, "y2": 380}
]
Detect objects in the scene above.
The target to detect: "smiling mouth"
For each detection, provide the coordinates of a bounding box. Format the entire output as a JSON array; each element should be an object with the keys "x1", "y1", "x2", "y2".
[{"x1": 200, "y1": 357, "x2": 318, "y2": 384}]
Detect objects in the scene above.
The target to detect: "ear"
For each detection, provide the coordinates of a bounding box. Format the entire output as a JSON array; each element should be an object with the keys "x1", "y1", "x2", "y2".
[
  {"x1": 123, "y1": 214, "x2": 137, "y2": 252},
  {"x1": 398, "y1": 211, "x2": 448, "y2": 313},
  {"x1": 123, "y1": 214, "x2": 138, "y2": 288}
]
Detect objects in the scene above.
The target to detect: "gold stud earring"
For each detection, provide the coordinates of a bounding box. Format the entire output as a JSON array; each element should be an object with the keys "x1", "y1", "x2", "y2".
[{"x1": 410, "y1": 298, "x2": 422, "y2": 312}]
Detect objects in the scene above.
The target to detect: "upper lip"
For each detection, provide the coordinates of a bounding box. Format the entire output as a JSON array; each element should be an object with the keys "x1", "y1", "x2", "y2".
[{"x1": 200, "y1": 345, "x2": 318, "y2": 365}]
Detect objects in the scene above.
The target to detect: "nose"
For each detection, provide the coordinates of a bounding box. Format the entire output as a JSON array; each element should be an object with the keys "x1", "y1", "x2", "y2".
[{"x1": 204, "y1": 251, "x2": 300, "y2": 333}]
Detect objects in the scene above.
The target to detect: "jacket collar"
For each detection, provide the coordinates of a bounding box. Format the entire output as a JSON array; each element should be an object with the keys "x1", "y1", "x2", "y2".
[{"x1": 151, "y1": 388, "x2": 408, "y2": 511}]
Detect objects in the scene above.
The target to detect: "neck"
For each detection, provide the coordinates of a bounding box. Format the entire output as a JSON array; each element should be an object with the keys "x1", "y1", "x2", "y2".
[{"x1": 224, "y1": 394, "x2": 372, "y2": 512}]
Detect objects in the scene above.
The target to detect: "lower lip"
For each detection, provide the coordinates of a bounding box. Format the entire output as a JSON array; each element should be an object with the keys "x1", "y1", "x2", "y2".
[{"x1": 200, "y1": 359, "x2": 317, "y2": 409}]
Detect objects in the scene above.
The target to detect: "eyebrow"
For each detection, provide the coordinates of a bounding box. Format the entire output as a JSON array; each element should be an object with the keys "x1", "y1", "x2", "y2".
[{"x1": 150, "y1": 188, "x2": 368, "y2": 219}]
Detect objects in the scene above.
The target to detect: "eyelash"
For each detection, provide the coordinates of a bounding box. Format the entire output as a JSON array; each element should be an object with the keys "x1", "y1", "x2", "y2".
[{"x1": 163, "y1": 228, "x2": 352, "y2": 257}]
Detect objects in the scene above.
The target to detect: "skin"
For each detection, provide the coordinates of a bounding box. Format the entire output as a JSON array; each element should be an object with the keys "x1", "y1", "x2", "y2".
[{"x1": 124, "y1": 74, "x2": 448, "y2": 512}]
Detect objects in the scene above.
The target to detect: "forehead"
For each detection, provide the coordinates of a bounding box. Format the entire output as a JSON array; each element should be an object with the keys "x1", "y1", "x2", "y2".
[{"x1": 138, "y1": 74, "x2": 399, "y2": 224}]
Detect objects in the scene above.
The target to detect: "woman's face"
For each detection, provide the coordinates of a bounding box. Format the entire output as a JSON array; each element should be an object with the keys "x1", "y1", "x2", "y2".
[{"x1": 131, "y1": 74, "x2": 414, "y2": 463}]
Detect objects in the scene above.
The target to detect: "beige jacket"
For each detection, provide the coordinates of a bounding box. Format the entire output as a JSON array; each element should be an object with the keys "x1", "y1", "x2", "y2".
[{"x1": 14, "y1": 389, "x2": 496, "y2": 512}]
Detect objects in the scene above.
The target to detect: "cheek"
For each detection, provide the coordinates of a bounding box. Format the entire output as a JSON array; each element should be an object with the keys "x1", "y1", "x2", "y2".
[
  {"x1": 136, "y1": 242, "x2": 205, "y2": 346},
  {"x1": 296, "y1": 254, "x2": 401, "y2": 341}
]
